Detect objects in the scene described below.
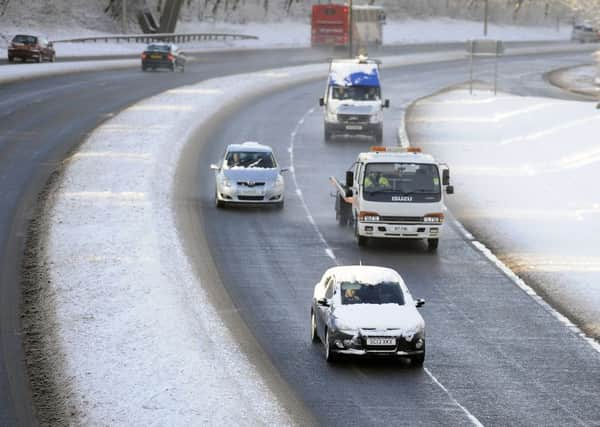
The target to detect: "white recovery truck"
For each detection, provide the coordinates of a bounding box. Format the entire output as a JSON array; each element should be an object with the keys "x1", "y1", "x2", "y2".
[{"x1": 330, "y1": 146, "x2": 454, "y2": 251}]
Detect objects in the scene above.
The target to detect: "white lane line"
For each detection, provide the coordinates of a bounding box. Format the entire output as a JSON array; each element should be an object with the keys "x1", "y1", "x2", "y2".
[
  {"x1": 289, "y1": 108, "x2": 483, "y2": 426},
  {"x1": 289, "y1": 107, "x2": 338, "y2": 264},
  {"x1": 424, "y1": 368, "x2": 484, "y2": 427}
]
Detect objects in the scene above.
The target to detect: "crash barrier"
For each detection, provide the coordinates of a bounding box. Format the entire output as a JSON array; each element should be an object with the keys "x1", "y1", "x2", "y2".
[{"x1": 51, "y1": 33, "x2": 258, "y2": 44}]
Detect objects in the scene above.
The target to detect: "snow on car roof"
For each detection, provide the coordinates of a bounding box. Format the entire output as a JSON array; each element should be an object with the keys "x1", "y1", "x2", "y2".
[
  {"x1": 326, "y1": 265, "x2": 405, "y2": 286},
  {"x1": 226, "y1": 141, "x2": 272, "y2": 152}
]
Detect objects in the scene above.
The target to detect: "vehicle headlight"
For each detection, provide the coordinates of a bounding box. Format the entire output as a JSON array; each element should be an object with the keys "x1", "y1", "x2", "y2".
[
  {"x1": 326, "y1": 110, "x2": 338, "y2": 123},
  {"x1": 424, "y1": 213, "x2": 444, "y2": 223},
  {"x1": 370, "y1": 111, "x2": 383, "y2": 123},
  {"x1": 274, "y1": 175, "x2": 284, "y2": 188},
  {"x1": 221, "y1": 177, "x2": 234, "y2": 188},
  {"x1": 359, "y1": 211, "x2": 380, "y2": 222}
]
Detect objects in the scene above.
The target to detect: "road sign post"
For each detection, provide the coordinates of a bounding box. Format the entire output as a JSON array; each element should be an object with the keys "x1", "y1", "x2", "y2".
[{"x1": 466, "y1": 39, "x2": 504, "y2": 95}]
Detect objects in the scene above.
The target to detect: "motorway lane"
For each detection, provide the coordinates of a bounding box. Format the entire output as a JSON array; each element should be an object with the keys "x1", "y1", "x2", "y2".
[
  {"x1": 187, "y1": 52, "x2": 600, "y2": 425},
  {"x1": 0, "y1": 47, "x2": 357, "y2": 426},
  {"x1": 0, "y1": 44, "x2": 594, "y2": 425}
]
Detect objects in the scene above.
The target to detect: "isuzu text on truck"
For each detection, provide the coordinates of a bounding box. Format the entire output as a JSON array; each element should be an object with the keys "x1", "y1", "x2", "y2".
[
  {"x1": 319, "y1": 56, "x2": 389, "y2": 143},
  {"x1": 331, "y1": 146, "x2": 454, "y2": 251}
]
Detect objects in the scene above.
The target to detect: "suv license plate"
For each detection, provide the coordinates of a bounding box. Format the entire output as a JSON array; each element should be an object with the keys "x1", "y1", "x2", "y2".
[
  {"x1": 367, "y1": 337, "x2": 396, "y2": 346},
  {"x1": 346, "y1": 125, "x2": 362, "y2": 130}
]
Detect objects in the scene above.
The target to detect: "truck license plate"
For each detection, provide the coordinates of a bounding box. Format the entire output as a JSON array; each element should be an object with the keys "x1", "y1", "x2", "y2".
[
  {"x1": 346, "y1": 125, "x2": 362, "y2": 130},
  {"x1": 367, "y1": 337, "x2": 396, "y2": 346}
]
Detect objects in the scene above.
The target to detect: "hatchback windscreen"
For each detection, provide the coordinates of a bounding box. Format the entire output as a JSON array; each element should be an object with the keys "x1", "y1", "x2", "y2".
[
  {"x1": 340, "y1": 281, "x2": 405, "y2": 305},
  {"x1": 362, "y1": 162, "x2": 441, "y2": 203},
  {"x1": 226, "y1": 151, "x2": 276, "y2": 168},
  {"x1": 331, "y1": 85, "x2": 380, "y2": 101},
  {"x1": 13, "y1": 35, "x2": 37, "y2": 44}
]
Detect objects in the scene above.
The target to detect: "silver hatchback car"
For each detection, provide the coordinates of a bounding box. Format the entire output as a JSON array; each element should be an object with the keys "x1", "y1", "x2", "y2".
[{"x1": 211, "y1": 142, "x2": 287, "y2": 208}]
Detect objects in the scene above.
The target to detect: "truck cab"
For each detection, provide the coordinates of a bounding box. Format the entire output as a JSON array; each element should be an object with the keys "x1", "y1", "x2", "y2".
[
  {"x1": 319, "y1": 56, "x2": 389, "y2": 142},
  {"x1": 333, "y1": 146, "x2": 454, "y2": 251}
]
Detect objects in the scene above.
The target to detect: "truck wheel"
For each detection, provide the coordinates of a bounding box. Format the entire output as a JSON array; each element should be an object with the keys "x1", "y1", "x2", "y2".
[
  {"x1": 355, "y1": 220, "x2": 368, "y2": 246},
  {"x1": 8, "y1": 56, "x2": 13, "y2": 63},
  {"x1": 427, "y1": 238, "x2": 439, "y2": 252}
]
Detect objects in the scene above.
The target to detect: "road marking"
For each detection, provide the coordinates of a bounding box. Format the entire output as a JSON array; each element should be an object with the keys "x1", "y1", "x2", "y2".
[
  {"x1": 424, "y1": 368, "x2": 484, "y2": 427},
  {"x1": 289, "y1": 107, "x2": 338, "y2": 264},
  {"x1": 289, "y1": 107, "x2": 484, "y2": 426}
]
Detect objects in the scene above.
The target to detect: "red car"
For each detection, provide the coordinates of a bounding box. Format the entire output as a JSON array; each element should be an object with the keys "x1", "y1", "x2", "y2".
[{"x1": 8, "y1": 34, "x2": 56, "y2": 63}]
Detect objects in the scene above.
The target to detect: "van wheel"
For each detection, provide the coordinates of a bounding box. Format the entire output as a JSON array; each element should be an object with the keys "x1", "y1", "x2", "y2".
[
  {"x1": 8, "y1": 56, "x2": 13, "y2": 63},
  {"x1": 324, "y1": 125, "x2": 332, "y2": 141},
  {"x1": 427, "y1": 238, "x2": 439, "y2": 252}
]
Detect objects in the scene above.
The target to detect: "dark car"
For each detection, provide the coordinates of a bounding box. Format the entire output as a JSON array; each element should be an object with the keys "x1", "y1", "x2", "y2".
[
  {"x1": 141, "y1": 43, "x2": 185, "y2": 72},
  {"x1": 7, "y1": 34, "x2": 56, "y2": 63}
]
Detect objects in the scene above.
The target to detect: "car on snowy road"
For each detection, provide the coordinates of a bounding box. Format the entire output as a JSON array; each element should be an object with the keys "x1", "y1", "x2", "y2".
[
  {"x1": 141, "y1": 42, "x2": 185, "y2": 72},
  {"x1": 7, "y1": 34, "x2": 55, "y2": 63},
  {"x1": 211, "y1": 142, "x2": 287, "y2": 208},
  {"x1": 310, "y1": 265, "x2": 426, "y2": 365}
]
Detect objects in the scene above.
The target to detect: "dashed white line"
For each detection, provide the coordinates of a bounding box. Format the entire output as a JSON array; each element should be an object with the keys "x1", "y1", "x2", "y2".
[{"x1": 289, "y1": 107, "x2": 484, "y2": 427}]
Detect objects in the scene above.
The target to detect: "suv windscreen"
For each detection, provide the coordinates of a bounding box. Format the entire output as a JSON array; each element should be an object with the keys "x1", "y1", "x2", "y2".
[
  {"x1": 13, "y1": 35, "x2": 37, "y2": 44},
  {"x1": 226, "y1": 151, "x2": 276, "y2": 169},
  {"x1": 341, "y1": 282, "x2": 405, "y2": 305},
  {"x1": 331, "y1": 85, "x2": 380, "y2": 101},
  {"x1": 362, "y1": 162, "x2": 441, "y2": 203}
]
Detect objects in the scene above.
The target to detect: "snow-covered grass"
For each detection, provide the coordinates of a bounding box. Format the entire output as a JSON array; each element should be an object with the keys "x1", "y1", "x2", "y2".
[
  {"x1": 407, "y1": 88, "x2": 600, "y2": 339},
  {"x1": 0, "y1": 18, "x2": 572, "y2": 58}
]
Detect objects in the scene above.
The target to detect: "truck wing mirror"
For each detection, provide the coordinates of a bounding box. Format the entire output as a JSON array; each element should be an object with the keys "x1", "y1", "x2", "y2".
[
  {"x1": 319, "y1": 97, "x2": 325, "y2": 106},
  {"x1": 415, "y1": 298, "x2": 425, "y2": 308},
  {"x1": 210, "y1": 164, "x2": 219, "y2": 170},
  {"x1": 345, "y1": 188, "x2": 353, "y2": 198},
  {"x1": 345, "y1": 171, "x2": 354, "y2": 188},
  {"x1": 446, "y1": 185, "x2": 454, "y2": 195},
  {"x1": 442, "y1": 169, "x2": 450, "y2": 186},
  {"x1": 384, "y1": 99, "x2": 390, "y2": 108}
]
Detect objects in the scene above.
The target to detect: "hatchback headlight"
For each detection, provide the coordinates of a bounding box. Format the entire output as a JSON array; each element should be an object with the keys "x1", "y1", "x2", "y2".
[
  {"x1": 275, "y1": 175, "x2": 284, "y2": 188},
  {"x1": 221, "y1": 177, "x2": 234, "y2": 188}
]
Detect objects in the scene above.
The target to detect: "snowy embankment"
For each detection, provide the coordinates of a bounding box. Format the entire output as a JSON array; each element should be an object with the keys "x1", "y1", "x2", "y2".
[
  {"x1": 546, "y1": 64, "x2": 600, "y2": 96},
  {"x1": 0, "y1": 18, "x2": 573, "y2": 59},
  {"x1": 407, "y1": 88, "x2": 600, "y2": 341},
  {"x1": 43, "y1": 50, "x2": 472, "y2": 425}
]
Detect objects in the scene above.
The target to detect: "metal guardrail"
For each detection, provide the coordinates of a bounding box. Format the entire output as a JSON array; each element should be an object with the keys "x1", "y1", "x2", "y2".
[{"x1": 50, "y1": 32, "x2": 258, "y2": 44}]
